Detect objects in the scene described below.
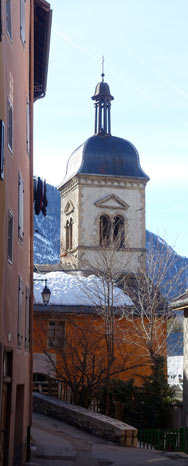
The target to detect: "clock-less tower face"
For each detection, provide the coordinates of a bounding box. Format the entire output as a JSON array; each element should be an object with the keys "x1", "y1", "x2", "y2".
[{"x1": 58, "y1": 76, "x2": 149, "y2": 273}]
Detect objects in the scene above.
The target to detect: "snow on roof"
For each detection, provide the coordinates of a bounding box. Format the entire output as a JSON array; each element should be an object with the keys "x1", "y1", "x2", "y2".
[{"x1": 34, "y1": 271, "x2": 134, "y2": 307}]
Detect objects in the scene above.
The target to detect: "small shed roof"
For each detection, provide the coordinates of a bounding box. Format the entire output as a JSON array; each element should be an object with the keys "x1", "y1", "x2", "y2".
[{"x1": 171, "y1": 289, "x2": 188, "y2": 311}]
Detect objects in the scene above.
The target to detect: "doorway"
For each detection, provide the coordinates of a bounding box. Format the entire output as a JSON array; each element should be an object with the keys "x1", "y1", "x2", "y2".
[
  {"x1": 0, "y1": 350, "x2": 12, "y2": 466},
  {"x1": 13, "y1": 385, "x2": 24, "y2": 466}
]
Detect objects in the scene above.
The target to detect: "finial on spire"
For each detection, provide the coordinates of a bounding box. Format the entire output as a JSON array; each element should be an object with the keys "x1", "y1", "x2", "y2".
[{"x1": 101, "y1": 56, "x2": 105, "y2": 82}]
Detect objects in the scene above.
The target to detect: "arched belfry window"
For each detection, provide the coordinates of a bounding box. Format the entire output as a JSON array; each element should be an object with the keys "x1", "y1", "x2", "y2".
[
  {"x1": 65, "y1": 218, "x2": 73, "y2": 251},
  {"x1": 66, "y1": 220, "x2": 69, "y2": 250},
  {"x1": 113, "y1": 215, "x2": 124, "y2": 249},
  {"x1": 69, "y1": 218, "x2": 73, "y2": 250},
  {"x1": 100, "y1": 215, "x2": 111, "y2": 247}
]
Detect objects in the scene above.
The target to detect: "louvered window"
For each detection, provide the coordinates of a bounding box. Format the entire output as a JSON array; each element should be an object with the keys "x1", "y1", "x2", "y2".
[
  {"x1": 25, "y1": 288, "x2": 30, "y2": 349},
  {"x1": 8, "y1": 210, "x2": 13, "y2": 263},
  {"x1": 20, "y1": 0, "x2": 26, "y2": 45},
  {"x1": 7, "y1": 100, "x2": 13, "y2": 151},
  {"x1": 18, "y1": 172, "x2": 24, "y2": 241},
  {"x1": 6, "y1": 0, "x2": 12, "y2": 39},
  {"x1": 0, "y1": 120, "x2": 5, "y2": 180},
  {"x1": 18, "y1": 277, "x2": 23, "y2": 346}
]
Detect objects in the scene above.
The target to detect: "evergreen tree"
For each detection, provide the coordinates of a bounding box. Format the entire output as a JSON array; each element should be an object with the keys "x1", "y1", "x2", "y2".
[{"x1": 138, "y1": 355, "x2": 175, "y2": 428}]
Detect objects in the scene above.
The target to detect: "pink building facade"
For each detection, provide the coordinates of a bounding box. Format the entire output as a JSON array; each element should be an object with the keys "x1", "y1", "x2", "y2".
[{"x1": 0, "y1": 1, "x2": 52, "y2": 464}]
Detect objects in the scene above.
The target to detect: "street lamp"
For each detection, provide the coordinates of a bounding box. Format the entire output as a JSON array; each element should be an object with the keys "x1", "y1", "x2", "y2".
[{"x1": 34, "y1": 278, "x2": 51, "y2": 305}]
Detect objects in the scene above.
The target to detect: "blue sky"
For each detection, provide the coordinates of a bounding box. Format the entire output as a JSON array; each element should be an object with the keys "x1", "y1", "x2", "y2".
[{"x1": 34, "y1": 0, "x2": 188, "y2": 257}]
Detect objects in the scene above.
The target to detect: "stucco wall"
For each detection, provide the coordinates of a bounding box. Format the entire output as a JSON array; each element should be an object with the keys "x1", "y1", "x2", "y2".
[{"x1": 0, "y1": 1, "x2": 33, "y2": 465}]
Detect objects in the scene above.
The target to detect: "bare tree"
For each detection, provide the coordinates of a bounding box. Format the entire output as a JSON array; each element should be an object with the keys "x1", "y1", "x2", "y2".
[
  {"x1": 123, "y1": 235, "x2": 186, "y2": 365},
  {"x1": 34, "y1": 229, "x2": 187, "y2": 411}
]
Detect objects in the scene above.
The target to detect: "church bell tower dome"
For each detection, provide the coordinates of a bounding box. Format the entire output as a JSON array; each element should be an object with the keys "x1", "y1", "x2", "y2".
[{"x1": 61, "y1": 72, "x2": 149, "y2": 186}]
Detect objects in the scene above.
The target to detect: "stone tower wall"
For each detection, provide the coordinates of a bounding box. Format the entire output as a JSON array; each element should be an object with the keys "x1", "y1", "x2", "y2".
[{"x1": 59, "y1": 174, "x2": 147, "y2": 273}]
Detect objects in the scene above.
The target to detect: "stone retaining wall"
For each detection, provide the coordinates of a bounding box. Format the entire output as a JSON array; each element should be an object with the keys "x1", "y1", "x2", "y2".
[{"x1": 33, "y1": 393, "x2": 138, "y2": 447}]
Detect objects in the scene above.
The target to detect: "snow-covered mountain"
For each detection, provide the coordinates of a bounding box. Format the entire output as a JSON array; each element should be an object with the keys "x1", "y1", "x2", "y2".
[
  {"x1": 34, "y1": 184, "x2": 60, "y2": 264},
  {"x1": 34, "y1": 183, "x2": 188, "y2": 297}
]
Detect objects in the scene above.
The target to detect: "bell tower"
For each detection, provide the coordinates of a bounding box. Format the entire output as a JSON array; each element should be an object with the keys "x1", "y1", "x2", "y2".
[{"x1": 58, "y1": 73, "x2": 149, "y2": 273}]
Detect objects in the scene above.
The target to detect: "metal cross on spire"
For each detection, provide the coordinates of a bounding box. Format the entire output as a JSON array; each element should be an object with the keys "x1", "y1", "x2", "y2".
[{"x1": 101, "y1": 56, "x2": 105, "y2": 82}]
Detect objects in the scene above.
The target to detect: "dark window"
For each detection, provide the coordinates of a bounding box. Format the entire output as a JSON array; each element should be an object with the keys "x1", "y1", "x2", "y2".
[
  {"x1": 20, "y1": 0, "x2": 26, "y2": 45},
  {"x1": 113, "y1": 215, "x2": 124, "y2": 248},
  {"x1": 17, "y1": 277, "x2": 23, "y2": 346},
  {"x1": 7, "y1": 210, "x2": 13, "y2": 263},
  {"x1": 48, "y1": 320, "x2": 65, "y2": 348},
  {"x1": 18, "y1": 172, "x2": 24, "y2": 241},
  {"x1": 6, "y1": 0, "x2": 12, "y2": 38},
  {"x1": 0, "y1": 120, "x2": 5, "y2": 179},
  {"x1": 7, "y1": 100, "x2": 13, "y2": 151},
  {"x1": 25, "y1": 288, "x2": 30, "y2": 349},
  {"x1": 100, "y1": 215, "x2": 111, "y2": 246}
]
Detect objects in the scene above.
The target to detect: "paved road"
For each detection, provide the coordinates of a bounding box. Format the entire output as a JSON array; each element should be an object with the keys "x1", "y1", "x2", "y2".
[{"x1": 29, "y1": 412, "x2": 188, "y2": 466}]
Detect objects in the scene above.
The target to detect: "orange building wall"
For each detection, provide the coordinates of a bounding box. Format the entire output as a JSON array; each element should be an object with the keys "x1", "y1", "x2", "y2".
[{"x1": 33, "y1": 311, "x2": 167, "y2": 389}]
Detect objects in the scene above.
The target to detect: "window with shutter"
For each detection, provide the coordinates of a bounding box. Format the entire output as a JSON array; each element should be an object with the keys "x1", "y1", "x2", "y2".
[
  {"x1": 0, "y1": 120, "x2": 5, "y2": 180},
  {"x1": 20, "y1": 0, "x2": 26, "y2": 45},
  {"x1": 6, "y1": 0, "x2": 12, "y2": 39},
  {"x1": 7, "y1": 100, "x2": 13, "y2": 152},
  {"x1": 26, "y1": 98, "x2": 30, "y2": 155},
  {"x1": 8, "y1": 210, "x2": 13, "y2": 263},
  {"x1": 18, "y1": 172, "x2": 24, "y2": 241},
  {"x1": 25, "y1": 288, "x2": 30, "y2": 349},
  {"x1": 17, "y1": 277, "x2": 23, "y2": 346}
]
